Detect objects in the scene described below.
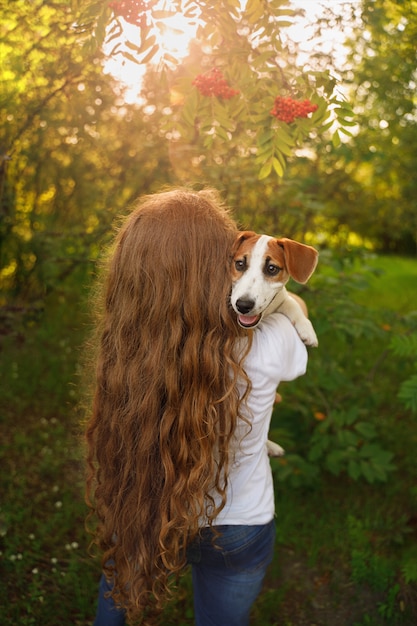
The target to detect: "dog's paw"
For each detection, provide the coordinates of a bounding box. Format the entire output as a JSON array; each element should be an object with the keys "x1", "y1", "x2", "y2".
[
  {"x1": 295, "y1": 319, "x2": 318, "y2": 347},
  {"x1": 304, "y1": 331, "x2": 318, "y2": 347},
  {"x1": 267, "y1": 440, "x2": 285, "y2": 457}
]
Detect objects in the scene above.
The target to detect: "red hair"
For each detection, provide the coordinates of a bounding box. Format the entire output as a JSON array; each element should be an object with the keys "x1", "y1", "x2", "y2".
[{"x1": 85, "y1": 189, "x2": 250, "y2": 622}]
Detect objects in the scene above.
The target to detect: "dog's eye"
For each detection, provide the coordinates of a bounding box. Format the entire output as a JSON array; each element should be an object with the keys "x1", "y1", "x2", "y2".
[
  {"x1": 265, "y1": 263, "x2": 281, "y2": 276},
  {"x1": 235, "y1": 259, "x2": 246, "y2": 272}
]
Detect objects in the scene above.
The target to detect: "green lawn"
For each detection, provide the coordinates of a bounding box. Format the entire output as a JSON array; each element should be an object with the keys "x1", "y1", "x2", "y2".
[
  {"x1": 355, "y1": 255, "x2": 417, "y2": 313},
  {"x1": 1, "y1": 254, "x2": 417, "y2": 625}
]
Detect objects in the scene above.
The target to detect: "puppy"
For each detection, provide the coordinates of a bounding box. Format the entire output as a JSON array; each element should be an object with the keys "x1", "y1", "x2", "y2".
[
  {"x1": 231, "y1": 231, "x2": 318, "y2": 346},
  {"x1": 231, "y1": 231, "x2": 319, "y2": 457}
]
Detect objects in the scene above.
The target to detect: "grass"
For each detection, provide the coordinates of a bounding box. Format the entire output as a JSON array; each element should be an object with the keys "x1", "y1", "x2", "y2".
[
  {"x1": 354, "y1": 255, "x2": 417, "y2": 313},
  {"x1": 0, "y1": 285, "x2": 98, "y2": 625},
  {"x1": 1, "y1": 254, "x2": 417, "y2": 625}
]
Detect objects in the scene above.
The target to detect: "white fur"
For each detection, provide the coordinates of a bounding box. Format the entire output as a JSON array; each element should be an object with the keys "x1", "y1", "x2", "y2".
[
  {"x1": 231, "y1": 234, "x2": 318, "y2": 458},
  {"x1": 231, "y1": 236, "x2": 286, "y2": 314},
  {"x1": 231, "y1": 235, "x2": 318, "y2": 347}
]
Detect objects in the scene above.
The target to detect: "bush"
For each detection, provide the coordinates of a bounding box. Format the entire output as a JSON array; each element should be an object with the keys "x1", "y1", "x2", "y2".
[{"x1": 270, "y1": 248, "x2": 417, "y2": 488}]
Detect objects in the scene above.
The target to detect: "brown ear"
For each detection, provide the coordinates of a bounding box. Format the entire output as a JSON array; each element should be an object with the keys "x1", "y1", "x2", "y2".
[
  {"x1": 232, "y1": 230, "x2": 257, "y2": 255},
  {"x1": 276, "y1": 238, "x2": 318, "y2": 283}
]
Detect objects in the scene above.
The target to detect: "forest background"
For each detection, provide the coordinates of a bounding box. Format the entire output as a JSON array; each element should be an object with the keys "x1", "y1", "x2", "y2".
[{"x1": 1, "y1": 0, "x2": 417, "y2": 624}]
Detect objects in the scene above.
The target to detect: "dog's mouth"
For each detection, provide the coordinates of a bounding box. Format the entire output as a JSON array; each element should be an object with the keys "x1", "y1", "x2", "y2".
[{"x1": 237, "y1": 314, "x2": 262, "y2": 328}]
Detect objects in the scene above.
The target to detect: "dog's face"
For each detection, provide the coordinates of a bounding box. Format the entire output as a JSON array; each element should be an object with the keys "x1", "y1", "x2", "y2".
[{"x1": 230, "y1": 231, "x2": 318, "y2": 328}]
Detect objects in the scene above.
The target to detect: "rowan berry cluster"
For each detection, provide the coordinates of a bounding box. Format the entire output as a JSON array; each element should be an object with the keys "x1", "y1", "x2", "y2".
[
  {"x1": 192, "y1": 68, "x2": 240, "y2": 100},
  {"x1": 109, "y1": 0, "x2": 156, "y2": 27},
  {"x1": 270, "y1": 96, "x2": 318, "y2": 124}
]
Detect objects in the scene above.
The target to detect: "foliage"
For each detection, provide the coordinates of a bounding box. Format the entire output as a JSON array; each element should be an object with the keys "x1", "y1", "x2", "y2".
[
  {"x1": 2, "y1": 255, "x2": 417, "y2": 624},
  {"x1": 348, "y1": 516, "x2": 396, "y2": 593},
  {"x1": 78, "y1": 0, "x2": 354, "y2": 179},
  {"x1": 290, "y1": 0, "x2": 417, "y2": 253},
  {"x1": 0, "y1": 282, "x2": 99, "y2": 624},
  {"x1": 389, "y1": 330, "x2": 417, "y2": 413},
  {"x1": 308, "y1": 407, "x2": 395, "y2": 484},
  {"x1": 3, "y1": 0, "x2": 416, "y2": 313},
  {"x1": 345, "y1": 0, "x2": 417, "y2": 252},
  {"x1": 2, "y1": 1, "x2": 417, "y2": 623},
  {"x1": 0, "y1": 0, "x2": 173, "y2": 311},
  {"x1": 270, "y1": 248, "x2": 417, "y2": 488}
]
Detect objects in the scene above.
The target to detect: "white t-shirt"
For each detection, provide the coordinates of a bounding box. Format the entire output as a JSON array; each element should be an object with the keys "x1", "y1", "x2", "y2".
[{"x1": 212, "y1": 312, "x2": 308, "y2": 525}]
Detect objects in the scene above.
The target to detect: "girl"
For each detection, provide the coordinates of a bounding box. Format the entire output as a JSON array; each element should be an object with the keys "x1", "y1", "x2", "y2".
[{"x1": 85, "y1": 189, "x2": 308, "y2": 625}]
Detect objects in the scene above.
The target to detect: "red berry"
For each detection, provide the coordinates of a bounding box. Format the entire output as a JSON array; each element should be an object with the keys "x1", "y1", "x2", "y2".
[
  {"x1": 192, "y1": 68, "x2": 239, "y2": 100},
  {"x1": 109, "y1": 0, "x2": 156, "y2": 27},
  {"x1": 270, "y1": 96, "x2": 318, "y2": 123}
]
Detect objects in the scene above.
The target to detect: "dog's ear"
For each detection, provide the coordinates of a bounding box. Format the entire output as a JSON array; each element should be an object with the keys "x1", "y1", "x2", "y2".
[
  {"x1": 276, "y1": 238, "x2": 318, "y2": 283},
  {"x1": 232, "y1": 230, "x2": 257, "y2": 255}
]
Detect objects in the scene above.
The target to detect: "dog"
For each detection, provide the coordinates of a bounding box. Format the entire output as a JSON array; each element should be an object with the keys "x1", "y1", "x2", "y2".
[{"x1": 230, "y1": 231, "x2": 319, "y2": 457}]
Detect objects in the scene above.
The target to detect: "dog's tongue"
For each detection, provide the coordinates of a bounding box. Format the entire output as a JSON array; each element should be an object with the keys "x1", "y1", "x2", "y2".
[{"x1": 238, "y1": 314, "x2": 260, "y2": 328}]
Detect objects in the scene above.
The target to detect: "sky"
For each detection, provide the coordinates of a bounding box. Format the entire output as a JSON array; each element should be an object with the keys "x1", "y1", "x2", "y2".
[{"x1": 287, "y1": 0, "x2": 360, "y2": 67}]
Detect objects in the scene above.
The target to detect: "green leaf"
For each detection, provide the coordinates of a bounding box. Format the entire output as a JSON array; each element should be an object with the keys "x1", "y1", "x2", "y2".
[
  {"x1": 402, "y1": 549, "x2": 417, "y2": 584},
  {"x1": 141, "y1": 44, "x2": 159, "y2": 64},
  {"x1": 257, "y1": 130, "x2": 274, "y2": 146},
  {"x1": 212, "y1": 101, "x2": 233, "y2": 129},
  {"x1": 390, "y1": 334, "x2": 417, "y2": 357},
  {"x1": 348, "y1": 460, "x2": 361, "y2": 481},
  {"x1": 152, "y1": 10, "x2": 177, "y2": 19},
  {"x1": 326, "y1": 450, "x2": 343, "y2": 476},
  {"x1": 332, "y1": 130, "x2": 341, "y2": 147},
  {"x1": 275, "y1": 20, "x2": 293, "y2": 28},
  {"x1": 106, "y1": 21, "x2": 123, "y2": 42},
  {"x1": 338, "y1": 118, "x2": 357, "y2": 127},
  {"x1": 258, "y1": 160, "x2": 272, "y2": 180},
  {"x1": 320, "y1": 120, "x2": 335, "y2": 132},
  {"x1": 245, "y1": 0, "x2": 264, "y2": 22},
  {"x1": 215, "y1": 126, "x2": 230, "y2": 141},
  {"x1": 255, "y1": 146, "x2": 274, "y2": 162},
  {"x1": 181, "y1": 91, "x2": 198, "y2": 126},
  {"x1": 354, "y1": 422, "x2": 377, "y2": 439},
  {"x1": 337, "y1": 430, "x2": 360, "y2": 447},
  {"x1": 359, "y1": 443, "x2": 379, "y2": 459},
  {"x1": 203, "y1": 135, "x2": 214, "y2": 149},
  {"x1": 120, "y1": 51, "x2": 141, "y2": 65},
  {"x1": 251, "y1": 50, "x2": 275, "y2": 68},
  {"x1": 225, "y1": 0, "x2": 241, "y2": 17},
  {"x1": 95, "y1": 6, "x2": 111, "y2": 47},
  {"x1": 272, "y1": 156, "x2": 285, "y2": 177},
  {"x1": 360, "y1": 460, "x2": 376, "y2": 484},
  {"x1": 333, "y1": 105, "x2": 355, "y2": 118},
  {"x1": 274, "y1": 138, "x2": 294, "y2": 157},
  {"x1": 161, "y1": 52, "x2": 181, "y2": 67},
  {"x1": 398, "y1": 374, "x2": 417, "y2": 413},
  {"x1": 138, "y1": 34, "x2": 157, "y2": 55},
  {"x1": 124, "y1": 39, "x2": 144, "y2": 53},
  {"x1": 274, "y1": 127, "x2": 295, "y2": 146},
  {"x1": 359, "y1": 445, "x2": 394, "y2": 468},
  {"x1": 336, "y1": 408, "x2": 359, "y2": 426}
]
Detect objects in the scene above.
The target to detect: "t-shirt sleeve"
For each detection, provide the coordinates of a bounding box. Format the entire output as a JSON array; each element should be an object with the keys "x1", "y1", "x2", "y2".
[{"x1": 253, "y1": 312, "x2": 308, "y2": 384}]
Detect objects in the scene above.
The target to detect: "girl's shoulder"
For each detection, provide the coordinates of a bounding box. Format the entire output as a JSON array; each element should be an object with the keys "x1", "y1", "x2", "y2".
[{"x1": 250, "y1": 313, "x2": 308, "y2": 381}]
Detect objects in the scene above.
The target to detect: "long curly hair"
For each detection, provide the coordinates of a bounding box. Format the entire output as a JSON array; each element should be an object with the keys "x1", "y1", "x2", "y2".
[{"x1": 85, "y1": 189, "x2": 251, "y2": 623}]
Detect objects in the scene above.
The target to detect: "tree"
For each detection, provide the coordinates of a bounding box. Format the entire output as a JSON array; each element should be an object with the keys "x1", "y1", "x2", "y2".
[
  {"x1": 291, "y1": 0, "x2": 417, "y2": 253},
  {"x1": 79, "y1": 0, "x2": 353, "y2": 180},
  {"x1": 0, "y1": 0, "x2": 172, "y2": 312},
  {"x1": 345, "y1": 0, "x2": 417, "y2": 252}
]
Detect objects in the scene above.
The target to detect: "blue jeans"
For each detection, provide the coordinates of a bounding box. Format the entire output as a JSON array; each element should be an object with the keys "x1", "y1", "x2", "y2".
[
  {"x1": 188, "y1": 520, "x2": 276, "y2": 626},
  {"x1": 94, "y1": 573, "x2": 126, "y2": 626},
  {"x1": 93, "y1": 520, "x2": 275, "y2": 626}
]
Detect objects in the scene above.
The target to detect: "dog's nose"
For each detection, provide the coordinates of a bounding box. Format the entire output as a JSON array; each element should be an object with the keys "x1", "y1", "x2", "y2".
[{"x1": 236, "y1": 298, "x2": 255, "y2": 314}]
